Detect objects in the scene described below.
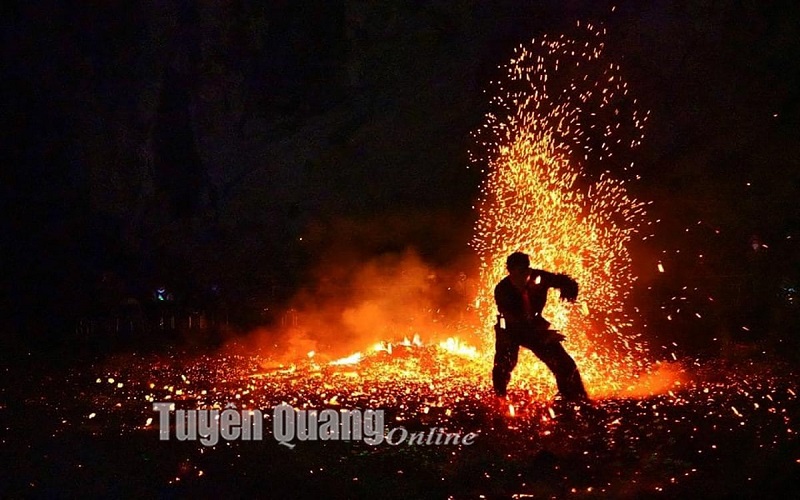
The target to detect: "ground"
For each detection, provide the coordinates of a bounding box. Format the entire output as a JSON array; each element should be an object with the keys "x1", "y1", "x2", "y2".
[{"x1": 1, "y1": 343, "x2": 798, "y2": 498}]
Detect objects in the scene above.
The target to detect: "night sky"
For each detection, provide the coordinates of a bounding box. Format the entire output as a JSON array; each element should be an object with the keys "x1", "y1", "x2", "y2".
[{"x1": 3, "y1": 1, "x2": 799, "y2": 348}]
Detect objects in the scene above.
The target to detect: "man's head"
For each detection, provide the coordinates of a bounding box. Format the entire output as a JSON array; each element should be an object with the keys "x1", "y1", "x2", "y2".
[
  {"x1": 506, "y1": 252, "x2": 530, "y2": 272},
  {"x1": 506, "y1": 252, "x2": 530, "y2": 286}
]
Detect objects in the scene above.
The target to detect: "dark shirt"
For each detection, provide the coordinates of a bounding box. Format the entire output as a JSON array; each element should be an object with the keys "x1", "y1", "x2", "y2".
[{"x1": 494, "y1": 269, "x2": 576, "y2": 330}]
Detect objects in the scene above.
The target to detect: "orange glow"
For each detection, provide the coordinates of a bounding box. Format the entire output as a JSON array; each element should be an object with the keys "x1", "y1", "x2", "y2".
[{"x1": 251, "y1": 22, "x2": 667, "y2": 402}]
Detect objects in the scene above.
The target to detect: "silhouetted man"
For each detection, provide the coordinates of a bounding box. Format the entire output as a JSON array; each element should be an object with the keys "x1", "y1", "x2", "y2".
[{"x1": 493, "y1": 252, "x2": 588, "y2": 401}]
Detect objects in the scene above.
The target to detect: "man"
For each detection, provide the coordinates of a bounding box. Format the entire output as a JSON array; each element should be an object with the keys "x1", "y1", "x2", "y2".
[{"x1": 493, "y1": 251, "x2": 588, "y2": 401}]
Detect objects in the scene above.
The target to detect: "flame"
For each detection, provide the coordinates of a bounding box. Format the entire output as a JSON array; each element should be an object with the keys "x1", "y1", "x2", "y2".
[
  {"x1": 400, "y1": 334, "x2": 423, "y2": 347},
  {"x1": 439, "y1": 337, "x2": 479, "y2": 358},
  {"x1": 373, "y1": 342, "x2": 392, "y2": 354},
  {"x1": 330, "y1": 352, "x2": 363, "y2": 366}
]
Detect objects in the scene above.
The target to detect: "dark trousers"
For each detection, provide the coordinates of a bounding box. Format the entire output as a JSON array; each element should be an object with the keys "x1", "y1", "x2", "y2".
[{"x1": 492, "y1": 326, "x2": 587, "y2": 400}]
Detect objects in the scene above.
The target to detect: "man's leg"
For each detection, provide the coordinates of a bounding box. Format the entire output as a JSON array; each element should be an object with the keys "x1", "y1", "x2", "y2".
[
  {"x1": 492, "y1": 326, "x2": 520, "y2": 397},
  {"x1": 523, "y1": 338, "x2": 588, "y2": 400}
]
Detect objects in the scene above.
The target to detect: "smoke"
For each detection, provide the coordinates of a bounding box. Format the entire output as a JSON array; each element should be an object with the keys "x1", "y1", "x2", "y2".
[
  {"x1": 246, "y1": 211, "x2": 481, "y2": 361},
  {"x1": 594, "y1": 361, "x2": 687, "y2": 399}
]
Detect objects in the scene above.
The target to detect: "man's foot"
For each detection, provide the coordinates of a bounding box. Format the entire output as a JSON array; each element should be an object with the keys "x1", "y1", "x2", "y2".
[{"x1": 492, "y1": 393, "x2": 516, "y2": 416}]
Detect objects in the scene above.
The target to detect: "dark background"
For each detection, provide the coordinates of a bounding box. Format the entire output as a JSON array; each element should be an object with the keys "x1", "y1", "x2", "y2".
[{"x1": 2, "y1": 1, "x2": 799, "y2": 352}]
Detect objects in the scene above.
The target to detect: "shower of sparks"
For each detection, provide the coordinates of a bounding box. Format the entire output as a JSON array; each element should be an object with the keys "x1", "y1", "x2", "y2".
[{"x1": 470, "y1": 22, "x2": 650, "y2": 398}]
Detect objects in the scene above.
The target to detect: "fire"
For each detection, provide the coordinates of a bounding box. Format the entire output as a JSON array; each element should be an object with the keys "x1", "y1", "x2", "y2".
[
  {"x1": 439, "y1": 337, "x2": 478, "y2": 358},
  {"x1": 330, "y1": 352, "x2": 364, "y2": 366},
  {"x1": 273, "y1": 22, "x2": 660, "y2": 401}
]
